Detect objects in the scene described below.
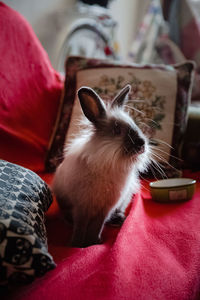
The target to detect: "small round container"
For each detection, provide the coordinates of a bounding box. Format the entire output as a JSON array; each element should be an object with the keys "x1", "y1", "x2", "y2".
[{"x1": 150, "y1": 178, "x2": 196, "y2": 203}]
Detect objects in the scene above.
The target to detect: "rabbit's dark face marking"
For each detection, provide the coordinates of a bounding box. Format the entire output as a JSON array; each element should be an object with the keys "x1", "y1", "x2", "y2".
[
  {"x1": 95, "y1": 116, "x2": 146, "y2": 157},
  {"x1": 124, "y1": 128, "x2": 145, "y2": 156}
]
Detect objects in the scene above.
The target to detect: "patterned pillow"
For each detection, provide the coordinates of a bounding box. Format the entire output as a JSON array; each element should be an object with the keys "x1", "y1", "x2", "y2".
[
  {"x1": 45, "y1": 56, "x2": 195, "y2": 177},
  {"x1": 0, "y1": 160, "x2": 55, "y2": 286}
]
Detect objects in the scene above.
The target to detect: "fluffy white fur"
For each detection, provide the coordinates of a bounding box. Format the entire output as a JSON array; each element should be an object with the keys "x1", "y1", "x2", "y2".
[{"x1": 52, "y1": 85, "x2": 151, "y2": 247}]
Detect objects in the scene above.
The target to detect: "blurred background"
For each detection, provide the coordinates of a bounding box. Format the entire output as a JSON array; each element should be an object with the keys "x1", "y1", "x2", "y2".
[
  {"x1": 3, "y1": 0, "x2": 150, "y2": 70},
  {"x1": 3, "y1": 0, "x2": 200, "y2": 72}
]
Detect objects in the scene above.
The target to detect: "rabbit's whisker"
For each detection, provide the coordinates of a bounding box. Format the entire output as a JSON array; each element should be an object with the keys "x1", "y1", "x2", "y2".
[
  {"x1": 150, "y1": 146, "x2": 182, "y2": 162},
  {"x1": 150, "y1": 157, "x2": 167, "y2": 179},
  {"x1": 124, "y1": 104, "x2": 146, "y2": 116},
  {"x1": 150, "y1": 150, "x2": 180, "y2": 173},
  {"x1": 150, "y1": 138, "x2": 174, "y2": 149}
]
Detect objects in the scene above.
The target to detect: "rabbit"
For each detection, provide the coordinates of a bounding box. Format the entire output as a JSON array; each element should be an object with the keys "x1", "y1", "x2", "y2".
[{"x1": 52, "y1": 84, "x2": 151, "y2": 247}]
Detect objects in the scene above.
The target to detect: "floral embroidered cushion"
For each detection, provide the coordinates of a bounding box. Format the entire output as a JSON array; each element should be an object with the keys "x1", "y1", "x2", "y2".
[
  {"x1": 46, "y1": 56, "x2": 194, "y2": 177},
  {"x1": 0, "y1": 160, "x2": 55, "y2": 286}
]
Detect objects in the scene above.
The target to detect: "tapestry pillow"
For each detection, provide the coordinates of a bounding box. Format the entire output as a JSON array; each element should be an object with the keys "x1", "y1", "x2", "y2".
[
  {"x1": 0, "y1": 3, "x2": 63, "y2": 173},
  {"x1": 46, "y1": 56, "x2": 194, "y2": 178},
  {"x1": 0, "y1": 160, "x2": 55, "y2": 286}
]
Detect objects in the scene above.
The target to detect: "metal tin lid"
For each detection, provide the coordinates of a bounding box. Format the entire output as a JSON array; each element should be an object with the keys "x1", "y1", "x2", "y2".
[{"x1": 150, "y1": 178, "x2": 196, "y2": 189}]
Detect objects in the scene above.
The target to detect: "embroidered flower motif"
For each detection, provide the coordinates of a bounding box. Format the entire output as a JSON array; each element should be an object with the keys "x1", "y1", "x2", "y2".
[{"x1": 92, "y1": 74, "x2": 166, "y2": 138}]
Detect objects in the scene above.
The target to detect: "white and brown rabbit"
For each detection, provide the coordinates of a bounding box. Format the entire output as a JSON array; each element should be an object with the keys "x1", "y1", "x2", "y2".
[{"x1": 52, "y1": 84, "x2": 150, "y2": 247}]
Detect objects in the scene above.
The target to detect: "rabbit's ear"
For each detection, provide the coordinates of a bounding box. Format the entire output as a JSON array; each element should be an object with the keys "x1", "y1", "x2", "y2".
[
  {"x1": 111, "y1": 84, "x2": 131, "y2": 108},
  {"x1": 78, "y1": 87, "x2": 106, "y2": 124}
]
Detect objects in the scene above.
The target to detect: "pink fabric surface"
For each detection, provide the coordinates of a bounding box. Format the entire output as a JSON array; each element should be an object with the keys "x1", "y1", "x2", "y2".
[
  {"x1": 0, "y1": 2, "x2": 63, "y2": 172},
  {"x1": 11, "y1": 172, "x2": 200, "y2": 300}
]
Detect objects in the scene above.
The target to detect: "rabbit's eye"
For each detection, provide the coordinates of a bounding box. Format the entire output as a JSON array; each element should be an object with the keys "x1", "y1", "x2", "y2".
[{"x1": 113, "y1": 122, "x2": 121, "y2": 135}]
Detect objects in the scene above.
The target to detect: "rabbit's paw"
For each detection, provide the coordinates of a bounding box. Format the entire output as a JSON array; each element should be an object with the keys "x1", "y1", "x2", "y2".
[{"x1": 106, "y1": 210, "x2": 126, "y2": 227}]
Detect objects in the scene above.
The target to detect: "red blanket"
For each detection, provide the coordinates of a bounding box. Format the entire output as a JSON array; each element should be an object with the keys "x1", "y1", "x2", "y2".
[{"x1": 11, "y1": 172, "x2": 199, "y2": 300}]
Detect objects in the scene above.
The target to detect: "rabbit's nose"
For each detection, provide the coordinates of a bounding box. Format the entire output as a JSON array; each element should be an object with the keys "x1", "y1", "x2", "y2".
[
  {"x1": 125, "y1": 129, "x2": 145, "y2": 155},
  {"x1": 134, "y1": 136, "x2": 145, "y2": 153}
]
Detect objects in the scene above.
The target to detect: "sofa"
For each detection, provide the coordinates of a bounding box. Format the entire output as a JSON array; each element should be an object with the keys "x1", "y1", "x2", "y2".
[{"x1": 1, "y1": 3, "x2": 200, "y2": 300}]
